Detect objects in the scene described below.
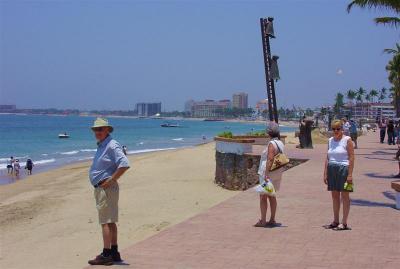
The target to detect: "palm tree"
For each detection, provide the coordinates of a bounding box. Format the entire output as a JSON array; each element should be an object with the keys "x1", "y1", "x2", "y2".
[
  {"x1": 346, "y1": 89, "x2": 357, "y2": 118},
  {"x1": 386, "y1": 51, "x2": 400, "y2": 116},
  {"x1": 379, "y1": 87, "x2": 387, "y2": 102},
  {"x1": 347, "y1": 0, "x2": 400, "y2": 28},
  {"x1": 369, "y1": 89, "x2": 379, "y2": 103},
  {"x1": 356, "y1": 87, "x2": 366, "y2": 118},
  {"x1": 334, "y1": 92, "x2": 345, "y2": 116},
  {"x1": 365, "y1": 93, "x2": 372, "y2": 118}
]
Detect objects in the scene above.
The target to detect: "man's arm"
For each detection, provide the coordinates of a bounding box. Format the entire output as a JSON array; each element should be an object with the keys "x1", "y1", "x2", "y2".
[{"x1": 101, "y1": 144, "x2": 130, "y2": 188}]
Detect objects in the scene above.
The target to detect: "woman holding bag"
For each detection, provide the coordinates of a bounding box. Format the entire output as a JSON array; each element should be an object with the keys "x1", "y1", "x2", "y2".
[
  {"x1": 324, "y1": 119, "x2": 355, "y2": 231},
  {"x1": 254, "y1": 122, "x2": 285, "y2": 227}
]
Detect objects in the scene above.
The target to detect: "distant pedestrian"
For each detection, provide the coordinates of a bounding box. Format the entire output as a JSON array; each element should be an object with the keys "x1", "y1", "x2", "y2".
[
  {"x1": 122, "y1": 146, "x2": 127, "y2": 156},
  {"x1": 342, "y1": 118, "x2": 350, "y2": 136},
  {"x1": 379, "y1": 119, "x2": 387, "y2": 143},
  {"x1": 387, "y1": 120, "x2": 395, "y2": 145},
  {"x1": 254, "y1": 122, "x2": 285, "y2": 228},
  {"x1": 7, "y1": 156, "x2": 14, "y2": 174},
  {"x1": 13, "y1": 159, "x2": 21, "y2": 177},
  {"x1": 349, "y1": 120, "x2": 358, "y2": 149},
  {"x1": 25, "y1": 158, "x2": 34, "y2": 175},
  {"x1": 324, "y1": 120, "x2": 355, "y2": 231},
  {"x1": 88, "y1": 118, "x2": 130, "y2": 266}
]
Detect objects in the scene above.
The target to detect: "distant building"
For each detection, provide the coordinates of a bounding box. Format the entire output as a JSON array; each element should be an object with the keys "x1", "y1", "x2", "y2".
[
  {"x1": 184, "y1": 99, "x2": 195, "y2": 112},
  {"x1": 232, "y1": 92, "x2": 248, "y2": 109},
  {"x1": 136, "y1": 102, "x2": 162, "y2": 117},
  {"x1": 342, "y1": 102, "x2": 395, "y2": 120},
  {"x1": 0, "y1": 104, "x2": 16, "y2": 112},
  {"x1": 191, "y1": 99, "x2": 231, "y2": 118}
]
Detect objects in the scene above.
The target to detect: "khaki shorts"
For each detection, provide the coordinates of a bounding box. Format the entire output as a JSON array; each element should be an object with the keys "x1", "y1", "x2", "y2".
[{"x1": 94, "y1": 181, "x2": 119, "y2": 224}]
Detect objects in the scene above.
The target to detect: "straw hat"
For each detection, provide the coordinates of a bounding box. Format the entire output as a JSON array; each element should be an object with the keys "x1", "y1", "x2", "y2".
[{"x1": 91, "y1": 117, "x2": 113, "y2": 133}]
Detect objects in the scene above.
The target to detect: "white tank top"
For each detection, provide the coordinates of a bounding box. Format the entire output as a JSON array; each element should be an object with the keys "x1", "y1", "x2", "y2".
[{"x1": 328, "y1": 136, "x2": 350, "y2": 166}]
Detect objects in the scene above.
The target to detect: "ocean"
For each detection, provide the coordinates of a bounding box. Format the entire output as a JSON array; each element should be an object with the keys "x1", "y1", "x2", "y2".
[{"x1": 0, "y1": 114, "x2": 296, "y2": 184}]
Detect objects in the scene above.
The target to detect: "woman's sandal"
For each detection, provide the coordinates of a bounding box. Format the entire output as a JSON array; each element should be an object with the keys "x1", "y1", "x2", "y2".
[
  {"x1": 333, "y1": 223, "x2": 351, "y2": 231},
  {"x1": 323, "y1": 222, "x2": 339, "y2": 229},
  {"x1": 254, "y1": 219, "x2": 267, "y2": 227},
  {"x1": 265, "y1": 220, "x2": 277, "y2": 227}
]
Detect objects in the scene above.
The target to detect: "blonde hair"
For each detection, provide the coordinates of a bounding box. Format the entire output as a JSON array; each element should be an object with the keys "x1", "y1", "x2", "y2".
[{"x1": 331, "y1": 119, "x2": 342, "y2": 129}]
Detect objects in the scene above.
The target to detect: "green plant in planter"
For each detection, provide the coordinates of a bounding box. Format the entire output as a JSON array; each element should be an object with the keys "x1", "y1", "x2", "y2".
[
  {"x1": 247, "y1": 130, "x2": 266, "y2": 136},
  {"x1": 217, "y1": 131, "x2": 233, "y2": 138}
]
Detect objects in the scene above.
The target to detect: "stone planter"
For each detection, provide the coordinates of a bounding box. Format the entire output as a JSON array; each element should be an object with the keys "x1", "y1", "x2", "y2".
[{"x1": 214, "y1": 135, "x2": 295, "y2": 191}]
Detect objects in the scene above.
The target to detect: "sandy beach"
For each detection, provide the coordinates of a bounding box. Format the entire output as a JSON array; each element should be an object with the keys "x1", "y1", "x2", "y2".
[{"x1": 0, "y1": 143, "x2": 238, "y2": 269}]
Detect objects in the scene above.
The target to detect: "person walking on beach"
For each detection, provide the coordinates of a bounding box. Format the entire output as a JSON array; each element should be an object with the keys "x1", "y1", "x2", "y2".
[
  {"x1": 324, "y1": 120, "x2": 355, "y2": 231},
  {"x1": 349, "y1": 120, "x2": 358, "y2": 149},
  {"x1": 25, "y1": 158, "x2": 34, "y2": 175},
  {"x1": 379, "y1": 119, "x2": 387, "y2": 143},
  {"x1": 254, "y1": 122, "x2": 285, "y2": 227},
  {"x1": 88, "y1": 118, "x2": 130, "y2": 266},
  {"x1": 13, "y1": 159, "x2": 21, "y2": 177},
  {"x1": 7, "y1": 156, "x2": 14, "y2": 174}
]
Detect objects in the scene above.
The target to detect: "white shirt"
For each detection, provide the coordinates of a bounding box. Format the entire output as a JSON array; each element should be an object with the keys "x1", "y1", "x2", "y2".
[
  {"x1": 328, "y1": 136, "x2": 350, "y2": 166},
  {"x1": 343, "y1": 122, "x2": 351, "y2": 133},
  {"x1": 258, "y1": 139, "x2": 285, "y2": 177}
]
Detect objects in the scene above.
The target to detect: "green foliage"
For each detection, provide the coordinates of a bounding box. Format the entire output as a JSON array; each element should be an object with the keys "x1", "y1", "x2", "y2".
[
  {"x1": 247, "y1": 130, "x2": 266, "y2": 136},
  {"x1": 217, "y1": 131, "x2": 233, "y2": 138},
  {"x1": 347, "y1": 0, "x2": 400, "y2": 28}
]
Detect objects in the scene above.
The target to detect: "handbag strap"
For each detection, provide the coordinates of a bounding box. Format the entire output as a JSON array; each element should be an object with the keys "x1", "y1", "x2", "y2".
[{"x1": 271, "y1": 140, "x2": 282, "y2": 154}]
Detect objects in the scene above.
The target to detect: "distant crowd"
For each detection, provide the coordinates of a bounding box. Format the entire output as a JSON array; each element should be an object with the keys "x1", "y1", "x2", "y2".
[{"x1": 6, "y1": 156, "x2": 34, "y2": 177}]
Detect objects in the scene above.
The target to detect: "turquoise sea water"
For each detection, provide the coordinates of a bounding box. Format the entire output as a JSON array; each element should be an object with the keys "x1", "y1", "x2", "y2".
[{"x1": 0, "y1": 114, "x2": 296, "y2": 184}]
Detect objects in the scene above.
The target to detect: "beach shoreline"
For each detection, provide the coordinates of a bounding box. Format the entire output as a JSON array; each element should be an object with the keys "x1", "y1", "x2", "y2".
[{"x1": 0, "y1": 142, "x2": 239, "y2": 269}]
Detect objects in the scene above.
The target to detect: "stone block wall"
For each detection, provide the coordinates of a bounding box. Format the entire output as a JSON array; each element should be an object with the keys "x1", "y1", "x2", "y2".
[{"x1": 215, "y1": 151, "x2": 261, "y2": 190}]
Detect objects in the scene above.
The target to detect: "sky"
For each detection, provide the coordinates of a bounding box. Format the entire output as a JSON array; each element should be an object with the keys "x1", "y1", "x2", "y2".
[{"x1": 0, "y1": 0, "x2": 398, "y2": 111}]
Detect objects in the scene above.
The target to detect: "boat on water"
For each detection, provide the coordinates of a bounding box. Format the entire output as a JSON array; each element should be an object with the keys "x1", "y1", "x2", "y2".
[
  {"x1": 161, "y1": 122, "x2": 180, "y2": 128},
  {"x1": 58, "y1": 132, "x2": 70, "y2": 138}
]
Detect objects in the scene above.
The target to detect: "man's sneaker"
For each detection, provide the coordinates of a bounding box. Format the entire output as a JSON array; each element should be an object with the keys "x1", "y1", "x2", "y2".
[
  {"x1": 112, "y1": 251, "x2": 123, "y2": 262},
  {"x1": 88, "y1": 254, "x2": 113, "y2": 266}
]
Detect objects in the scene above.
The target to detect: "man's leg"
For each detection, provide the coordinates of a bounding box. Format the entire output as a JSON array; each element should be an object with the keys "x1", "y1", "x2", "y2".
[
  {"x1": 102, "y1": 224, "x2": 112, "y2": 250},
  {"x1": 109, "y1": 223, "x2": 122, "y2": 261}
]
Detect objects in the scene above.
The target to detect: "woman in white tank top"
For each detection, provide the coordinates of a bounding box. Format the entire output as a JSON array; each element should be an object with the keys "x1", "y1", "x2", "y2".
[
  {"x1": 323, "y1": 119, "x2": 355, "y2": 231},
  {"x1": 254, "y1": 122, "x2": 285, "y2": 227}
]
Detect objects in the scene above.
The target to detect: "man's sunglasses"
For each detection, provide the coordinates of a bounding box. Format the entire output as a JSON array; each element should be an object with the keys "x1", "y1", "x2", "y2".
[
  {"x1": 92, "y1": 127, "x2": 105, "y2": 132},
  {"x1": 332, "y1": 128, "x2": 341, "y2": 131}
]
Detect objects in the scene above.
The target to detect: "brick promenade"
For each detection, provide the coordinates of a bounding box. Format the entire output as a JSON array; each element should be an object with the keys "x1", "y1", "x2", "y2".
[{"x1": 86, "y1": 132, "x2": 400, "y2": 269}]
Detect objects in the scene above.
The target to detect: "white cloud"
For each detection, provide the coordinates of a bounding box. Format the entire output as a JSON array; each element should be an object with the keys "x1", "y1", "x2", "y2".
[{"x1": 336, "y1": 69, "x2": 343, "y2": 75}]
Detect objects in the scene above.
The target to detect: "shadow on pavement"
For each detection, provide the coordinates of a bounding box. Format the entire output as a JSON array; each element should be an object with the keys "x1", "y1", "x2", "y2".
[
  {"x1": 382, "y1": 191, "x2": 396, "y2": 201},
  {"x1": 364, "y1": 173, "x2": 394, "y2": 180},
  {"x1": 351, "y1": 198, "x2": 395, "y2": 208}
]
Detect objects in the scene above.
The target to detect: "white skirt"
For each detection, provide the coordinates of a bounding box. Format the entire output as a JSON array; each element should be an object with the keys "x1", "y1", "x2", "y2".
[{"x1": 259, "y1": 167, "x2": 284, "y2": 192}]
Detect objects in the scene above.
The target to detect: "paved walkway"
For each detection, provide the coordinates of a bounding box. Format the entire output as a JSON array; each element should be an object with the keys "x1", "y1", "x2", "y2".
[{"x1": 87, "y1": 133, "x2": 400, "y2": 269}]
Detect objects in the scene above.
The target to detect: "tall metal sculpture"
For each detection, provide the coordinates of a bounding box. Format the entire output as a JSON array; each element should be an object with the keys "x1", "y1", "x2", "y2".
[{"x1": 260, "y1": 17, "x2": 279, "y2": 123}]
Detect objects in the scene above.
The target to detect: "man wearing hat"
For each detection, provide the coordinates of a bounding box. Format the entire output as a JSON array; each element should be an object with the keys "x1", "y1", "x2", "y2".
[{"x1": 88, "y1": 118, "x2": 130, "y2": 266}]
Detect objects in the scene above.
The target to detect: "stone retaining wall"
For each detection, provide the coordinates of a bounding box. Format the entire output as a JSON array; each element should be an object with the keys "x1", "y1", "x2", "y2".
[{"x1": 215, "y1": 151, "x2": 307, "y2": 191}]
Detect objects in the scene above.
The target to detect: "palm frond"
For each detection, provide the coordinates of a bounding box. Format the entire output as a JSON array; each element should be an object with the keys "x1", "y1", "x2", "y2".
[
  {"x1": 347, "y1": 0, "x2": 400, "y2": 13},
  {"x1": 375, "y1": 16, "x2": 400, "y2": 27}
]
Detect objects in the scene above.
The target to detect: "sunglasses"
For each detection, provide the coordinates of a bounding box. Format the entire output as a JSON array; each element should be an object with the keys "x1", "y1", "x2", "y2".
[
  {"x1": 332, "y1": 128, "x2": 341, "y2": 131},
  {"x1": 93, "y1": 127, "x2": 105, "y2": 132}
]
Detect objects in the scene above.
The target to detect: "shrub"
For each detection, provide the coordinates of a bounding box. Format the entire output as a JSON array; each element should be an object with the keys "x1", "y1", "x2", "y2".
[{"x1": 217, "y1": 131, "x2": 233, "y2": 138}]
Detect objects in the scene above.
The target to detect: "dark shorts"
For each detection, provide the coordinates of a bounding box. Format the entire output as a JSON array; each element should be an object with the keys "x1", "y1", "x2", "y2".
[
  {"x1": 350, "y1": 133, "x2": 357, "y2": 141},
  {"x1": 7, "y1": 165, "x2": 12, "y2": 169},
  {"x1": 327, "y1": 163, "x2": 349, "y2": 192}
]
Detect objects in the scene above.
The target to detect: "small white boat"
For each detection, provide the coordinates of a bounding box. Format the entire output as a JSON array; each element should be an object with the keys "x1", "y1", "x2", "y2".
[{"x1": 58, "y1": 133, "x2": 70, "y2": 138}]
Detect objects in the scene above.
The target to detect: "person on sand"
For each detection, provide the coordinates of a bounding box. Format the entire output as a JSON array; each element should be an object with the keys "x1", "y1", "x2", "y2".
[
  {"x1": 25, "y1": 158, "x2": 34, "y2": 175},
  {"x1": 13, "y1": 159, "x2": 21, "y2": 177},
  {"x1": 324, "y1": 120, "x2": 355, "y2": 231},
  {"x1": 88, "y1": 118, "x2": 130, "y2": 266},
  {"x1": 7, "y1": 156, "x2": 14, "y2": 174},
  {"x1": 254, "y1": 122, "x2": 285, "y2": 228}
]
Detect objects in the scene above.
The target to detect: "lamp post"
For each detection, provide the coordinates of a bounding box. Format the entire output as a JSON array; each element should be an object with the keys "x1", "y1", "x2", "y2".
[{"x1": 260, "y1": 17, "x2": 279, "y2": 123}]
